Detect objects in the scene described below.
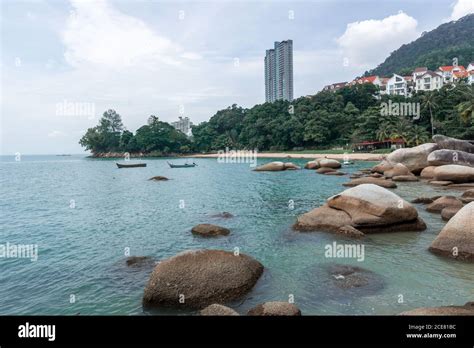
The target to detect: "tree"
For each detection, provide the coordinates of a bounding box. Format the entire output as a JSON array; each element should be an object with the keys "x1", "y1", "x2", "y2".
[
  {"x1": 457, "y1": 84, "x2": 474, "y2": 123},
  {"x1": 421, "y1": 92, "x2": 438, "y2": 137}
]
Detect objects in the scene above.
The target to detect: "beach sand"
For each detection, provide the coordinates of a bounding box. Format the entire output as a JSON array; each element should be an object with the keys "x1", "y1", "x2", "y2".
[{"x1": 189, "y1": 153, "x2": 383, "y2": 161}]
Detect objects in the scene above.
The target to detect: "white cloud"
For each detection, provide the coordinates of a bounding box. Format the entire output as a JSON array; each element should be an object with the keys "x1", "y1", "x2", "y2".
[
  {"x1": 336, "y1": 11, "x2": 419, "y2": 71},
  {"x1": 450, "y1": 0, "x2": 474, "y2": 20},
  {"x1": 62, "y1": 0, "x2": 183, "y2": 69}
]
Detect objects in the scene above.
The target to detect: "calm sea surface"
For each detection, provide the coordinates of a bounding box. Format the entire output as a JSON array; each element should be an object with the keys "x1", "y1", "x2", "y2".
[{"x1": 0, "y1": 155, "x2": 473, "y2": 315}]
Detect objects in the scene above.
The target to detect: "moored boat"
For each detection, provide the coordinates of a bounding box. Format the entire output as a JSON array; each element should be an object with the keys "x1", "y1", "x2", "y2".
[
  {"x1": 116, "y1": 162, "x2": 147, "y2": 168},
  {"x1": 167, "y1": 161, "x2": 197, "y2": 168}
]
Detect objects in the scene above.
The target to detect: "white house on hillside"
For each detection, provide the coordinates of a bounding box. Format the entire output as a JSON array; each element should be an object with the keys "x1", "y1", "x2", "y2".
[
  {"x1": 415, "y1": 70, "x2": 443, "y2": 92},
  {"x1": 412, "y1": 67, "x2": 428, "y2": 81},
  {"x1": 437, "y1": 65, "x2": 467, "y2": 83},
  {"x1": 386, "y1": 74, "x2": 411, "y2": 97}
]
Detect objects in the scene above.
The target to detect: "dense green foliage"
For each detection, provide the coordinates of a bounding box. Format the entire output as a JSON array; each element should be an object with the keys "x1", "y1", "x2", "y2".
[
  {"x1": 191, "y1": 83, "x2": 474, "y2": 152},
  {"x1": 79, "y1": 111, "x2": 190, "y2": 155},
  {"x1": 366, "y1": 14, "x2": 474, "y2": 77}
]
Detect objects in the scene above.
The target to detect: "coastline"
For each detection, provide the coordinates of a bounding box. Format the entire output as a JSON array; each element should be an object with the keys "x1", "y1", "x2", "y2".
[{"x1": 187, "y1": 152, "x2": 384, "y2": 161}]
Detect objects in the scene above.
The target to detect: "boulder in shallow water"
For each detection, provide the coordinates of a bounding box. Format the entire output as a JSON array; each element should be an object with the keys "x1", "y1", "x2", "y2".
[
  {"x1": 441, "y1": 206, "x2": 462, "y2": 221},
  {"x1": 149, "y1": 176, "x2": 169, "y2": 181},
  {"x1": 294, "y1": 184, "x2": 425, "y2": 235},
  {"x1": 392, "y1": 175, "x2": 419, "y2": 182},
  {"x1": 284, "y1": 162, "x2": 300, "y2": 170},
  {"x1": 304, "y1": 160, "x2": 320, "y2": 169},
  {"x1": 253, "y1": 161, "x2": 285, "y2": 171},
  {"x1": 433, "y1": 165, "x2": 474, "y2": 183},
  {"x1": 324, "y1": 171, "x2": 346, "y2": 176},
  {"x1": 343, "y1": 177, "x2": 397, "y2": 189},
  {"x1": 319, "y1": 158, "x2": 341, "y2": 169},
  {"x1": 200, "y1": 304, "x2": 239, "y2": 316},
  {"x1": 316, "y1": 167, "x2": 336, "y2": 174},
  {"x1": 191, "y1": 224, "x2": 230, "y2": 237},
  {"x1": 143, "y1": 249, "x2": 264, "y2": 308},
  {"x1": 429, "y1": 180, "x2": 453, "y2": 186},
  {"x1": 210, "y1": 212, "x2": 234, "y2": 219},
  {"x1": 383, "y1": 163, "x2": 414, "y2": 178},
  {"x1": 371, "y1": 160, "x2": 393, "y2": 174},
  {"x1": 461, "y1": 189, "x2": 474, "y2": 203},
  {"x1": 433, "y1": 134, "x2": 474, "y2": 154},
  {"x1": 399, "y1": 302, "x2": 474, "y2": 315},
  {"x1": 427, "y1": 149, "x2": 474, "y2": 167},
  {"x1": 411, "y1": 196, "x2": 441, "y2": 204},
  {"x1": 420, "y1": 166, "x2": 437, "y2": 179},
  {"x1": 429, "y1": 202, "x2": 474, "y2": 261},
  {"x1": 248, "y1": 302, "x2": 301, "y2": 316},
  {"x1": 426, "y1": 196, "x2": 463, "y2": 213},
  {"x1": 386, "y1": 143, "x2": 438, "y2": 173},
  {"x1": 126, "y1": 256, "x2": 154, "y2": 267}
]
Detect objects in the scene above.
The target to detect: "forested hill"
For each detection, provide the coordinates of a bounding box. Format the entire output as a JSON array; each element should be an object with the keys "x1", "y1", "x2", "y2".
[{"x1": 366, "y1": 13, "x2": 474, "y2": 76}]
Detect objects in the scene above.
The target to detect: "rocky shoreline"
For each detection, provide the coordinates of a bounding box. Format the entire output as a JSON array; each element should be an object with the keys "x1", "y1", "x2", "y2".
[{"x1": 133, "y1": 134, "x2": 473, "y2": 316}]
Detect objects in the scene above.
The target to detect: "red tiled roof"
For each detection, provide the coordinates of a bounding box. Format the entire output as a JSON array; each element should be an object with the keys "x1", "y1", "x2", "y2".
[{"x1": 439, "y1": 65, "x2": 466, "y2": 72}]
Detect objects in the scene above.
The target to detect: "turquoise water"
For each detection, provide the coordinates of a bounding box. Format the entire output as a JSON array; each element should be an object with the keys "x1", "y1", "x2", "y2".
[{"x1": 0, "y1": 155, "x2": 473, "y2": 315}]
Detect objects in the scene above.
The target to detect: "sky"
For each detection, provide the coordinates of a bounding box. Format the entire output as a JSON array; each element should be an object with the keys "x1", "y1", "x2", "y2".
[{"x1": 0, "y1": 0, "x2": 473, "y2": 155}]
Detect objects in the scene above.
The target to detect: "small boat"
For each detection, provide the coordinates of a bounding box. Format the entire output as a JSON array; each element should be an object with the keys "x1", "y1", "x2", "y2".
[
  {"x1": 116, "y1": 162, "x2": 147, "y2": 168},
  {"x1": 167, "y1": 161, "x2": 197, "y2": 168},
  {"x1": 343, "y1": 161, "x2": 355, "y2": 165}
]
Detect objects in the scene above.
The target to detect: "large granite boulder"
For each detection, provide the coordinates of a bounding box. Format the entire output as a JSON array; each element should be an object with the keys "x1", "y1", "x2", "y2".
[
  {"x1": 294, "y1": 184, "x2": 426, "y2": 235},
  {"x1": 319, "y1": 158, "x2": 341, "y2": 169},
  {"x1": 143, "y1": 250, "x2": 264, "y2": 308},
  {"x1": 433, "y1": 165, "x2": 474, "y2": 183},
  {"x1": 383, "y1": 163, "x2": 414, "y2": 178},
  {"x1": 247, "y1": 302, "x2": 301, "y2": 316},
  {"x1": 425, "y1": 196, "x2": 463, "y2": 213},
  {"x1": 386, "y1": 143, "x2": 438, "y2": 173},
  {"x1": 371, "y1": 160, "x2": 393, "y2": 174},
  {"x1": 429, "y1": 202, "x2": 474, "y2": 261},
  {"x1": 343, "y1": 177, "x2": 397, "y2": 189},
  {"x1": 200, "y1": 304, "x2": 239, "y2": 316},
  {"x1": 316, "y1": 167, "x2": 336, "y2": 174},
  {"x1": 191, "y1": 224, "x2": 230, "y2": 237},
  {"x1": 253, "y1": 161, "x2": 285, "y2": 171},
  {"x1": 427, "y1": 149, "x2": 474, "y2": 167},
  {"x1": 304, "y1": 160, "x2": 321, "y2": 169},
  {"x1": 433, "y1": 135, "x2": 474, "y2": 154},
  {"x1": 441, "y1": 206, "x2": 462, "y2": 221},
  {"x1": 420, "y1": 166, "x2": 437, "y2": 179},
  {"x1": 400, "y1": 302, "x2": 474, "y2": 315}
]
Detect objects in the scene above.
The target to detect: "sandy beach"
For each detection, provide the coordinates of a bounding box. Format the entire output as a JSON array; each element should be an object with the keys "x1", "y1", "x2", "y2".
[{"x1": 189, "y1": 152, "x2": 384, "y2": 161}]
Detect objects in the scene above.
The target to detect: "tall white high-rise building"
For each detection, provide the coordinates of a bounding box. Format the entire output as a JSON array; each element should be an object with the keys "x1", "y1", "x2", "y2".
[{"x1": 265, "y1": 40, "x2": 293, "y2": 102}]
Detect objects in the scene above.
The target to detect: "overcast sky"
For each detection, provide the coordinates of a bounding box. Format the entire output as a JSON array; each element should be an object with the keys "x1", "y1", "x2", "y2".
[{"x1": 1, "y1": 0, "x2": 473, "y2": 154}]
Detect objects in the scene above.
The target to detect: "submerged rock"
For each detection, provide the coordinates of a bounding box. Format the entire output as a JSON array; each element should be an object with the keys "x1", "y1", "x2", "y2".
[
  {"x1": 316, "y1": 167, "x2": 336, "y2": 174},
  {"x1": 429, "y1": 202, "x2": 474, "y2": 261},
  {"x1": 426, "y1": 196, "x2": 463, "y2": 213},
  {"x1": 248, "y1": 302, "x2": 301, "y2": 316},
  {"x1": 210, "y1": 212, "x2": 234, "y2": 219},
  {"x1": 324, "y1": 171, "x2": 346, "y2": 176},
  {"x1": 126, "y1": 256, "x2": 154, "y2": 268},
  {"x1": 400, "y1": 302, "x2": 474, "y2": 315},
  {"x1": 200, "y1": 304, "x2": 239, "y2": 316},
  {"x1": 392, "y1": 175, "x2": 418, "y2": 182},
  {"x1": 343, "y1": 177, "x2": 397, "y2": 189},
  {"x1": 149, "y1": 176, "x2": 169, "y2": 181},
  {"x1": 411, "y1": 196, "x2": 441, "y2": 204},
  {"x1": 191, "y1": 224, "x2": 230, "y2": 237},
  {"x1": 143, "y1": 249, "x2": 264, "y2": 309}
]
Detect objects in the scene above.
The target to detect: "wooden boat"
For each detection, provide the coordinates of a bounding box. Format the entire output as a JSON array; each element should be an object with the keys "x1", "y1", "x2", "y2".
[
  {"x1": 116, "y1": 162, "x2": 147, "y2": 168},
  {"x1": 167, "y1": 161, "x2": 197, "y2": 168}
]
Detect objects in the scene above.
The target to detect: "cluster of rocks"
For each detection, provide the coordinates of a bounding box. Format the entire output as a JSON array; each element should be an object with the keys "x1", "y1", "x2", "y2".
[
  {"x1": 293, "y1": 183, "x2": 426, "y2": 238},
  {"x1": 371, "y1": 135, "x2": 474, "y2": 187},
  {"x1": 305, "y1": 158, "x2": 346, "y2": 176}
]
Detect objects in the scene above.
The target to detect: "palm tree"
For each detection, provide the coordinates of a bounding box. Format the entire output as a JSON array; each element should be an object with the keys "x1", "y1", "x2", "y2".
[
  {"x1": 407, "y1": 125, "x2": 430, "y2": 146},
  {"x1": 457, "y1": 84, "x2": 474, "y2": 124},
  {"x1": 421, "y1": 92, "x2": 438, "y2": 137},
  {"x1": 376, "y1": 121, "x2": 393, "y2": 142},
  {"x1": 389, "y1": 117, "x2": 411, "y2": 144}
]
